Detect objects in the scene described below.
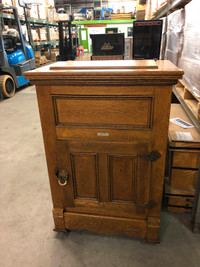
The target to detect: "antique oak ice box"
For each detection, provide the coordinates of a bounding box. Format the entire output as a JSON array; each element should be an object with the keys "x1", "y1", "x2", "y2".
[{"x1": 25, "y1": 60, "x2": 183, "y2": 242}]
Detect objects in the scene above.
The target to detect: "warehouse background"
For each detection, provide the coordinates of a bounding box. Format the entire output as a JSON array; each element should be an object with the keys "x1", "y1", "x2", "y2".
[{"x1": 0, "y1": 0, "x2": 200, "y2": 266}]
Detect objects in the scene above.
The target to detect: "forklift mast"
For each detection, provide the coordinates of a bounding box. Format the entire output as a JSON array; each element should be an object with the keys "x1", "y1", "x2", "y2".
[{"x1": 58, "y1": 20, "x2": 77, "y2": 61}]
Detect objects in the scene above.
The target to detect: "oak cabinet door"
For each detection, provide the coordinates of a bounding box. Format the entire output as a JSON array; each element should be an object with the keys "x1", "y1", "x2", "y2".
[{"x1": 57, "y1": 142, "x2": 151, "y2": 220}]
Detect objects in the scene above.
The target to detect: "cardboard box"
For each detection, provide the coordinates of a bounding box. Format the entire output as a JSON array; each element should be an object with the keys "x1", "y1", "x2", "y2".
[
  {"x1": 46, "y1": 7, "x2": 56, "y2": 22},
  {"x1": 38, "y1": 5, "x2": 46, "y2": 20},
  {"x1": 34, "y1": 50, "x2": 41, "y2": 58},
  {"x1": 31, "y1": 29, "x2": 39, "y2": 41},
  {"x1": 29, "y1": 5, "x2": 39, "y2": 19},
  {"x1": 38, "y1": 28, "x2": 47, "y2": 41}
]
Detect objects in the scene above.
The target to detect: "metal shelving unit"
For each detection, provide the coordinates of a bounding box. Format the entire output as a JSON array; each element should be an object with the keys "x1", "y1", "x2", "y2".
[
  {"x1": 72, "y1": 19, "x2": 134, "y2": 25},
  {"x1": 0, "y1": 11, "x2": 59, "y2": 61}
]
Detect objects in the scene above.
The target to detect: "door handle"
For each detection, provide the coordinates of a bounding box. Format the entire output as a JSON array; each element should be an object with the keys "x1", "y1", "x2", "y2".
[{"x1": 55, "y1": 168, "x2": 69, "y2": 186}]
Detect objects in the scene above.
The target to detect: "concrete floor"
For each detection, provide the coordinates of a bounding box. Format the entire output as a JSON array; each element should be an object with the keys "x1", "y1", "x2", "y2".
[{"x1": 0, "y1": 85, "x2": 200, "y2": 267}]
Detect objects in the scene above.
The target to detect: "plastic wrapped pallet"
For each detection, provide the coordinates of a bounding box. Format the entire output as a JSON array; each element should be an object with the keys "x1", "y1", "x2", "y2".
[
  {"x1": 160, "y1": 17, "x2": 167, "y2": 59},
  {"x1": 46, "y1": 7, "x2": 56, "y2": 22},
  {"x1": 29, "y1": 5, "x2": 39, "y2": 19},
  {"x1": 49, "y1": 27, "x2": 58, "y2": 41},
  {"x1": 38, "y1": 5, "x2": 46, "y2": 20},
  {"x1": 14, "y1": 1, "x2": 24, "y2": 16},
  {"x1": 165, "y1": 8, "x2": 185, "y2": 66},
  {"x1": 38, "y1": 28, "x2": 47, "y2": 41},
  {"x1": 31, "y1": 29, "x2": 39, "y2": 42},
  {"x1": 179, "y1": 0, "x2": 200, "y2": 97}
]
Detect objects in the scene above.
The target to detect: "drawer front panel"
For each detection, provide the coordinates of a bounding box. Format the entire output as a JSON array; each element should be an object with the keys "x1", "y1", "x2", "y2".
[
  {"x1": 170, "y1": 169, "x2": 197, "y2": 189},
  {"x1": 172, "y1": 151, "x2": 200, "y2": 169},
  {"x1": 168, "y1": 196, "x2": 194, "y2": 207},
  {"x1": 167, "y1": 206, "x2": 192, "y2": 214},
  {"x1": 53, "y1": 95, "x2": 153, "y2": 130}
]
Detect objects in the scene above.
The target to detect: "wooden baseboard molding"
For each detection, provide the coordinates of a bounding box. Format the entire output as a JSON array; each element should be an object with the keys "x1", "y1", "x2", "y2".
[{"x1": 64, "y1": 212, "x2": 147, "y2": 239}]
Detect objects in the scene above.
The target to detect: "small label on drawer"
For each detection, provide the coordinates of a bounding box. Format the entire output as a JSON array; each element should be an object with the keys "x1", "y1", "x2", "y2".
[
  {"x1": 97, "y1": 132, "x2": 109, "y2": 137},
  {"x1": 176, "y1": 132, "x2": 193, "y2": 141}
]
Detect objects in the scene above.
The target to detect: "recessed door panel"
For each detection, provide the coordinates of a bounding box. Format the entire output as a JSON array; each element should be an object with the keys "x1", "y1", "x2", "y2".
[
  {"x1": 53, "y1": 95, "x2": 153, "y2": 129},
  {"x1": 110, "y1": 155, "x2": 136, "y2": 202},
  {"x1": 71, "y1": 153, "x2": 99, "y2": 200}
]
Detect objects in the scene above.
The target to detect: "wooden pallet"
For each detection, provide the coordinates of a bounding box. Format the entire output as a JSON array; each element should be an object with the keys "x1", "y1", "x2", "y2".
[
  {"x1": 33, "y1": 39, "x2": 48, "y2": 43},
  {"x1": 36, "y1": 59, "x2": 51, "y2": 67},
  {"x1": 0, "y1": 10, "x2": 13, "y2": 15},
  {"x1": 111, "y1": 13, "x2": 132, "y2": 20},
  {"x1": 175, "y1": 79, "x2": 200, "y2": 120}
]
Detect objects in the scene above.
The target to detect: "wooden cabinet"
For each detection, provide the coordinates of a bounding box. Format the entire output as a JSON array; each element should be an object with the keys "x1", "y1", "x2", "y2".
[
  {"x1": 165, "y1": 104, "x2": 200, "y2": 213},
  {"x1": 25, "y1": 60, "x2": 183, "y2": 242}
]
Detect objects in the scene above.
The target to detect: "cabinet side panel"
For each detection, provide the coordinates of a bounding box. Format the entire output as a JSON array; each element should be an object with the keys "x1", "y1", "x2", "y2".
[{"x1": 148, "y1": 86, "x2": 172, "y2": 218}]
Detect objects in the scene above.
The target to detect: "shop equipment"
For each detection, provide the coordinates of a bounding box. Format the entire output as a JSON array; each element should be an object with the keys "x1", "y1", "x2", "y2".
[{"x1": 0, "y1": 3, "x2": 36, "y2": 98}]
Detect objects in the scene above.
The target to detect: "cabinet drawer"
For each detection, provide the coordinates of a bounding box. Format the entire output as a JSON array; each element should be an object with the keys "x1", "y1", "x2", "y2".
[
  {"x1": 167, "y1": 206, "x2": 192, "y2": 214},
  {"x1": 172, "y1": 151, "x2": 200, "y2": 169},
  {"x1": 53, "y1": 95, "x2": 153, "y2": 130},
  {"x1": 168, "y1": 195, "x2": 194, "y2": 208},
  {"x1": 170, "y1": 169, "x2": 197, "y2": 189}
]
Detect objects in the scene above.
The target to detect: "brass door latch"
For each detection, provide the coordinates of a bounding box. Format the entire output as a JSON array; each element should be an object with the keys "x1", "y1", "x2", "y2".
[{"x1": 55, "y1": 168, "x2": 69, "y2": 186}]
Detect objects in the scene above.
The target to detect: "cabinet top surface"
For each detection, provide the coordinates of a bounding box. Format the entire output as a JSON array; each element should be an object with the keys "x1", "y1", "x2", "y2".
[
  {"x1": 24, "y1": 60, "x2": 183, "y2": 86},
  {"x1": 25, "y1": 60, "x2": 183, "y2": 77}
]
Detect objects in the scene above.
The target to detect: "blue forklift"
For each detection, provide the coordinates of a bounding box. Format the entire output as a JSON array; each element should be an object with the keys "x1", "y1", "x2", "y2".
[{"x1": 0, "y1": 3, "x2": 36, "y2": 98}]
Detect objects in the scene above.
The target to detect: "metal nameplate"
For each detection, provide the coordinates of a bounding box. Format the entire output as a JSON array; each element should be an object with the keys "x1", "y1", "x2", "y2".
[{"x1": 97, "y1": 133, "x2": 109, "y2": 137}]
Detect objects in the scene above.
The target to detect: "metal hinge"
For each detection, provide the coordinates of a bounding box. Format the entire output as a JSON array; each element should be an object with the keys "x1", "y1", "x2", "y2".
[
  {"x1": 136, "y1": 200, "x2": 157, "y2": 209},
  {"x1": 140, "y1": 150, "x2": 161, "y2": 162}
]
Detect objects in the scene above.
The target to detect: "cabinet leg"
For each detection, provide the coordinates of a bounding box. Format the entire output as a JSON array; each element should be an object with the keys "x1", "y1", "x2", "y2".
[
  {"x1": 146, "y1": 216, "x2": 160, "y2": 243},
  {"x1": 52, "y1": 208, "x2": 66, "y2": 232}
]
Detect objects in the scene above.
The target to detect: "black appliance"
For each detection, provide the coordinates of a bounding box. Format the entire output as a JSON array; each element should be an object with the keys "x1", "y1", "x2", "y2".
[
  {"x1": 90, "y1": 33, "x2": 124, "y2": 57},
  {"x1": 132, "y1": 20, "x2": 163, "y2": 60}
]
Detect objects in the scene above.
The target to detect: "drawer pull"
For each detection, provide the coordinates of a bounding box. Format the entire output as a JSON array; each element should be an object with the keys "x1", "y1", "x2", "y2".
[{"x1": 55, "y1": 168, "x2": 69, "y2": 186}]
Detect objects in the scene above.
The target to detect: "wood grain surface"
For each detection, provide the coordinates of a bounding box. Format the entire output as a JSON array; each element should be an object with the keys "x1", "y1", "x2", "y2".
[{"x1": 25, "y1": 60, "x2": 183, "y2": 242}]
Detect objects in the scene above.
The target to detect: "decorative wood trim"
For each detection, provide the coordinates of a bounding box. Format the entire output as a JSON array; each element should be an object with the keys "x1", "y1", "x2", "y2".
[
  {"x1": 52, "y1": 208, "x2": 66, "y2": 232},
  {"x1": 30, "y1": 78, "x2": 180, "y2": 86}
]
